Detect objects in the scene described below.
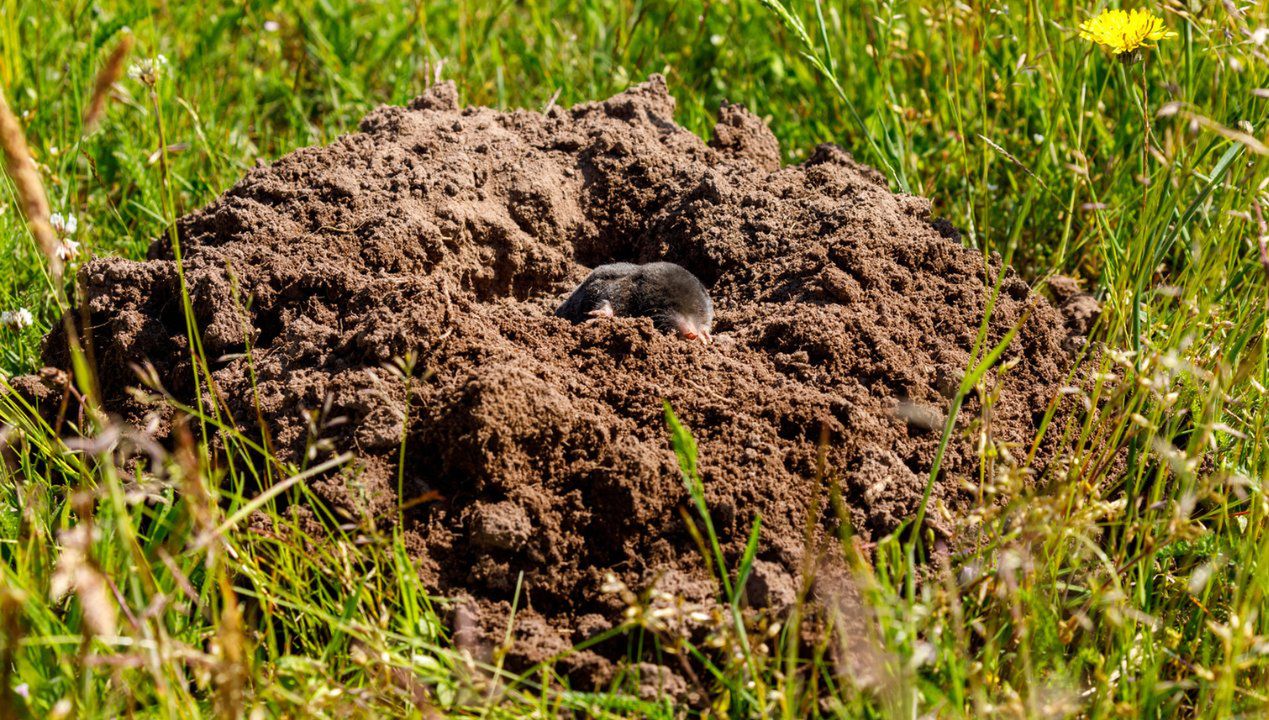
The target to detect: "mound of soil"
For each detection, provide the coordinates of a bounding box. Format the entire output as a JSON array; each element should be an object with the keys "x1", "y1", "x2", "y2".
[{"x1": 32, "y1": 77, "x2": 1081, "y2": 685}]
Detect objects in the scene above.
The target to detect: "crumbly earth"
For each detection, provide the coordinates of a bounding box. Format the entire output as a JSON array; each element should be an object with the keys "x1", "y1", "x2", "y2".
[{"x1": 27, "y1": 76, "x2": 1084, "y2": 687}]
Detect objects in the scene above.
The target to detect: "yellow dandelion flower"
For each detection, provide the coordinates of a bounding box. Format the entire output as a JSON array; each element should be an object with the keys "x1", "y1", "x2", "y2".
[{"x1": 1079, "y1": 8, "x2": 1177, "y2": 59}]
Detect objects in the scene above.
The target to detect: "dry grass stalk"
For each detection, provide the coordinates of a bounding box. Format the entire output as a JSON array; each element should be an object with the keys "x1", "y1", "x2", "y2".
[
  {"x1": 0, "y1": 88, "x2": 62, "y2": 278},
  {"x1": 212, "y1": 576, "x2": 248, "y2": 718},
  {"x1": 0, "y1": 586, "x2": 27, "y2": 720},
  {"x1": 49, "y1": 495, "x2": 118, "y2": 638},
  {"x1": 83, "y1": 34, "x2": 134, "y2": 132}
]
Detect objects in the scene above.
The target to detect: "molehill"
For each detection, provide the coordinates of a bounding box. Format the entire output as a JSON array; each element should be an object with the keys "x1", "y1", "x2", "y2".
[{"x1": 22, "y1": 76, "x2": 1087, "y2": 686}]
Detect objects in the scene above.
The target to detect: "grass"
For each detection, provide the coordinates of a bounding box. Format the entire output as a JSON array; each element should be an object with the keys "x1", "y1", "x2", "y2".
[{"x1": 3, "y1": 0, "x2": 1269, "y2": 716}]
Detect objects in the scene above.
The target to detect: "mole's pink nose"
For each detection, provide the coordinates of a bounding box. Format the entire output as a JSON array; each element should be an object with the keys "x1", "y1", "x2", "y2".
[
  {"x1": 675, "y1": 322, "x2": 710, "y2": 344},
  {"x1": 672, "y1": 313, "x2": 711, "y2": 344}
]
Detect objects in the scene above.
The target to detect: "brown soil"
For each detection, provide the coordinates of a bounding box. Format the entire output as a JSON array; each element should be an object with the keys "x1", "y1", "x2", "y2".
[{"x1": 30, "y1": 77, "x2": 1083, "y2": 686}]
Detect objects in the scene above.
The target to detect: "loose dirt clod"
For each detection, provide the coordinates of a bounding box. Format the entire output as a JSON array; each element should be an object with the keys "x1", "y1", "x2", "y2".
[{"x1": 29, "y1": 76, "x2": 1082, "y2": 685}]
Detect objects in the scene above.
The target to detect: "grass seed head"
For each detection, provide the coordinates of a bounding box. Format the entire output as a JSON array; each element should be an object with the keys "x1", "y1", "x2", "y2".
[
  {"x1": 0, "y1": 90, "x2": 62, "y2": 277},
  {"x1": 83, "y1": 34, "x2": 135, "y2": 131}
]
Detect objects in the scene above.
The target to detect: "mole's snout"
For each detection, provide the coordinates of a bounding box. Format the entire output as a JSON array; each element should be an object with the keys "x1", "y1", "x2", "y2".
[{"x1": 671, "y1": 313, "x2": 712, "y2": 344}]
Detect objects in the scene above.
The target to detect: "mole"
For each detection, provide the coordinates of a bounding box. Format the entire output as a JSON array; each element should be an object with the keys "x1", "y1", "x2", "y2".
[{"x1": 555, "y1": 262, "x2": 714, "y2": 343}]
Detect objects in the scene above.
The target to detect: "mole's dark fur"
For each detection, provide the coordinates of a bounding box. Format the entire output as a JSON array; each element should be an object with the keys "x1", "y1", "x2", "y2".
[{"x1": 556, "y1": 262, "x2": 714, "y2": 340}]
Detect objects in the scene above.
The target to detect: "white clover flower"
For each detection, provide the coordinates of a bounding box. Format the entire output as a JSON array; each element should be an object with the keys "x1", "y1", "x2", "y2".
[
  {"x1": 49, "y1": 212, "x2": 81, "y2": 260},
  {"x1": 263, "y1": 20, "x2": 280, "y2": 32},
  {"x1": 50, "y1": 211, "x2": 77, "y2": 236},
  {"x1": 128, "y1": 54, "x2": 169, "y2": 86},
  {"x1": 1, "y1": 308, "x2": 34, "y2": 330},
  {"x1": 56, "y1": 238, "x2": 81, "y2": 261}
]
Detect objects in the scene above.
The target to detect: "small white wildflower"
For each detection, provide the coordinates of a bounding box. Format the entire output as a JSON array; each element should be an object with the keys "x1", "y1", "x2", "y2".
[
  {"x1": 1, "y1": 308, "x2": 34, "y2": 330},
  {"x1": 128, "y1": 55, "x2": 168, "y2": 86},
  {"x1": 56, "y1": 238, "x2": 81, "y2": 261},
  {"x1": 1254, "y1": 27, "x2": 1269, "y2": 46},
  {"x1": 1032, "y1": 133, "x2": 1045, "y2": 144},
  {"x1": 13, "y1": 684, "x2": 28, "y2": 699},
  {"x1": 710, "y1": 33, "x2": 724, "y2": 46},
  {"x1": 263, "y1": 20, "x2": 280, "y2": 32},
  {"x1": 50, "y1": 212, "x2": 77, "y2": 236}
]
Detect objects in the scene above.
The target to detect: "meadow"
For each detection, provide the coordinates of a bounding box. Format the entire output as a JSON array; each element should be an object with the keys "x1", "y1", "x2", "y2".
[{"x1": 2, "y1": 0, "x2": 1269, "y2": 717}]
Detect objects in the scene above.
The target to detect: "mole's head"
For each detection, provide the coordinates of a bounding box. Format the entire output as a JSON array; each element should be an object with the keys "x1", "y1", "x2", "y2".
[{"x1": 632, "y1": 262, "x2": 714, "y2": 343}]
